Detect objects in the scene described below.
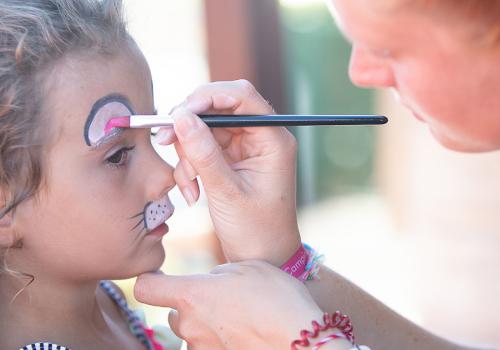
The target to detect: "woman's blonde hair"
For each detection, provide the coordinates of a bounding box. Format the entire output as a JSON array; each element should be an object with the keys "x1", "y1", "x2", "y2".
[{"x1": 0, "y1": 0, "x2": 129, "y2": 221}]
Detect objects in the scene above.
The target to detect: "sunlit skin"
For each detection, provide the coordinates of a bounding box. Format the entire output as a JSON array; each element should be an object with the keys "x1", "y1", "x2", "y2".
[
  {"x1": 329, "y1": 0, "x2": 500, "y2": 152},
  {"x1": 132, "y1": 2, "x2": 500, "y2": 350},
  {"x1": 0, "y1": 41, "x2": 176, "y2": 349}
]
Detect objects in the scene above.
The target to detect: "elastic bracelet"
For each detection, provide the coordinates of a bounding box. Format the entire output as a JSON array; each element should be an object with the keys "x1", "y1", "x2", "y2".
[
  {"x1": 281, "y1": 243, "x2": 324, "y2": 282},
  {"x1": 290, "y1": 311, "x2": 355, "y2": 350},
  {"x1": 311, "y1": 332, "x2": 346, "y2": 350}
]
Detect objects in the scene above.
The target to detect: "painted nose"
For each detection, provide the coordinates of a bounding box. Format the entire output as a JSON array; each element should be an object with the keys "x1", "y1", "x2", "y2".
[
  {"x1": 144, "y1": 151, "x2": 176, "y2": 203},
  {"x1": 348, "y1": 45, "x2": 395, "y2": 89}
]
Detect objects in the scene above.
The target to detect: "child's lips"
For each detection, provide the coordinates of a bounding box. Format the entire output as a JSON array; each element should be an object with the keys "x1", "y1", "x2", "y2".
[{"x1": 148, "y1": 223, "x2": 169, "y2": 237}]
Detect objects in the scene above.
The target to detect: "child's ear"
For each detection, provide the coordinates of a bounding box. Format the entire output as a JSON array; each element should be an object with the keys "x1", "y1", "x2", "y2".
[{"x1": 0, "y1": 191, "x2": 17, "y2": 249}]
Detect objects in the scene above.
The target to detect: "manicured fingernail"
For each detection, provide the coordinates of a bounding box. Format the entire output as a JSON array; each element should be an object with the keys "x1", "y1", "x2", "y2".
[
  {"x1": 181, "y1": 158, "x2": 197, "y2": 181},
  {"x1": 172, "y1": 108, "x2": 200, "y2": 138},
  {"x1": 154, "y1": 127, "x2": 176, "y2": 145},
  {"x1": 182, "y1": 187, "x2": 196, "y2": 207},
  {"x1": 184, "y1": 98, "x2": 211, "y2": 114}
]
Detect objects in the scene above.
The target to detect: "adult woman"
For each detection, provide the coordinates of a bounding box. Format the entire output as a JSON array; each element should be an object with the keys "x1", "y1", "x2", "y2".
[{"x1": 135, "y1": 1, "x2": 500, "y2": 349}]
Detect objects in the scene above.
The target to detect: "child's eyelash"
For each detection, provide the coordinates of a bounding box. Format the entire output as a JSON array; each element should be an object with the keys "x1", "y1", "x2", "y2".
[{"x1": 105, "y1": 146, "x2": 135, "y2": 168}]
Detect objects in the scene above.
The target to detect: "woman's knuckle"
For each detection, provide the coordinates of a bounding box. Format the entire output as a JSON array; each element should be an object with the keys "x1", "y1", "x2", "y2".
[{"x1": 236, "y1": 79, "x2": 256, "y2": 95}]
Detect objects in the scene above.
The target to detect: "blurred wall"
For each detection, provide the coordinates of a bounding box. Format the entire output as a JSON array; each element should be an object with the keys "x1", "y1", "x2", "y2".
[{"x1": 376, "y1": 89, "x2": 500, "y2": 346}]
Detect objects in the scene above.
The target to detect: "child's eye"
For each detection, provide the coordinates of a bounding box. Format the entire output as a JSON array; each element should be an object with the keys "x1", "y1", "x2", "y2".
[{"x1": 105, "y1": 146, "x2": 135, "y2": 167}]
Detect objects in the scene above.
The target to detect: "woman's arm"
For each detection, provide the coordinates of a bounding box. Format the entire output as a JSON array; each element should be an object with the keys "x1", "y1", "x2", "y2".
[
  {"x1": 308, "y1": 265, "x2": 479, "y2": 350},
  {"x1": 142, "y1": 80, "x2": 490, "y2": 350}
]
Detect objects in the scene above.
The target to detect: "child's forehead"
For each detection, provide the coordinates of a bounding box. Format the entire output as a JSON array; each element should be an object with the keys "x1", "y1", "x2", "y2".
[{"x1": 39, "y1": 46, "x2": 153, "y2": 149}]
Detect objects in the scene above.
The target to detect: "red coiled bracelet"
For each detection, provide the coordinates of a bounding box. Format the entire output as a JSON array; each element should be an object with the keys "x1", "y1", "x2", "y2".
[{"x1": 291, "y1": 311, "x2": 355, "y2": 350}]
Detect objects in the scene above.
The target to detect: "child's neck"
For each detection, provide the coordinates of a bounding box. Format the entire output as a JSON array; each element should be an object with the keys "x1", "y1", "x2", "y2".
[{"x1": 0, "y1": 274, "x2": 127, "y2": 349}]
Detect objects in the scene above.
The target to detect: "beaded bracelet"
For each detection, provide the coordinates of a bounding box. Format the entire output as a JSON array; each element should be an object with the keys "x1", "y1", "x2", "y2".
[{"x1": 303, "y1": 243, "x2": 324, "y2": 281}]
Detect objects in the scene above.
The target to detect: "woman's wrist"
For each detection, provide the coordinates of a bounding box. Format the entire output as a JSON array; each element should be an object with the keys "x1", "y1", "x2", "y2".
[
  {"x1": 289, "y1": 309, "x2": 354, "y2": 350},
  {"x1": 286, "y1": 306, "x2": 325, "y2": 347},
  {"x1": 271, "y1": 230, "x2": 303, "y2": 266},
  {"x1": 223, "y1": 229, "x2": 302, "y2": 267},
  {"x1": 290, "y1": 312, "x2": 359, "y2": 350}
]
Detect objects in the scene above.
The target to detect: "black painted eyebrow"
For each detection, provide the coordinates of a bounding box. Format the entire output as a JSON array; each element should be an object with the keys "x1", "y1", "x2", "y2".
[{"x1": 83, "y1": 93, "x2": 135, "y2": 146}]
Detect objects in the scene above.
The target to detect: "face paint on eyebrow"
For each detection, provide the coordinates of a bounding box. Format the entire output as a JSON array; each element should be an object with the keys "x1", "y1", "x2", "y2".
[{"x1": 84, "y1": 93, "x2": 135, "y2": 147}]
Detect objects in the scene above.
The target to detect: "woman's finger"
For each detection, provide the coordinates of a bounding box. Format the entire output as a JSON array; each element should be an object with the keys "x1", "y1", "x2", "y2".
[
  {"x1": 171, "y1": 108, "x2": 240, "y2": 192},
  {"x1": 184, "y1": 80, "x2": 274, "y2": 115},
  {"x1": 168, "y1": 309, "x2": 181, "y2": 338},
  {"x1": 154, "y1": 126, "x2": 177, "y2": 146},
  {"x1": 210, "y1": 262, "x2": 243, "y2": 275},
  {"x1": 174, "y1": 159, "x2": 200, "y2": 206}
]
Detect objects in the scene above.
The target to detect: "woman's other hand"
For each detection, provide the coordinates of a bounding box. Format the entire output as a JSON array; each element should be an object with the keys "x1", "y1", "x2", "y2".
[{"x1": 134, "y1": 261, "x2": 324, "y2": 350}]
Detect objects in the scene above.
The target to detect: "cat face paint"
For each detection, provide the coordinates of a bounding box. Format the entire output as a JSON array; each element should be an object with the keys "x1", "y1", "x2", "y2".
[
  {"x1": 130, "y1": 196, "x2": 175, "y2": 237},
  {"x1": 84, "y1": 93, "x2": 134, "y2": 147}
]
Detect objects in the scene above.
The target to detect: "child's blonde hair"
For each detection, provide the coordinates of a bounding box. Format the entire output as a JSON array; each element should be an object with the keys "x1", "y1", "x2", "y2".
[{"x1": 0, "y1": 0, "x2": 129, "y2": 222}]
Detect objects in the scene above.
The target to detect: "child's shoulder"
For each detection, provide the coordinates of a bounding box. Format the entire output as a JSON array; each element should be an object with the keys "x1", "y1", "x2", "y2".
[{"x1": 99, "y1": 280, "x2": 182, "y2": 350}]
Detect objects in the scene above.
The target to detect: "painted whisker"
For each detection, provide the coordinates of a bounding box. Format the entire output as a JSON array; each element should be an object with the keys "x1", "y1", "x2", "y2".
[
  {"x1": 130, "y1": 217, "x2": 145, "y2": 232},
  {"x1": 128, "y1": 211, "x2": 146, "y2": 220}
]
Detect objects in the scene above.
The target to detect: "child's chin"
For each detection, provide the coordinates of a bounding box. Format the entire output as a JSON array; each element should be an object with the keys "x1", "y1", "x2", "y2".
[
  {"x1": 134, "y1": 250, "x2": 166, "y2": 276},
  {"x1": 112, "y1": 250, "x2": 166, "y2": 280}
]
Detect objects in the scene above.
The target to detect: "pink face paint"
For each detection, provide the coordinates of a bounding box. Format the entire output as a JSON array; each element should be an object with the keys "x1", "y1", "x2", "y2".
[
  {"x1": 84, "y1": 94, "x2": 134, "y2": 147},
  {"x1": 104, "y1": 116, "x2": 130, "y2": 136}
]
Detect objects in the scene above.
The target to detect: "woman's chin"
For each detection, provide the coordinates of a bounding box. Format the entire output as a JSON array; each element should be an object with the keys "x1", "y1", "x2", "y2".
[{"x1": 429, "y1": 127, "x2": 497, "y2": 153}]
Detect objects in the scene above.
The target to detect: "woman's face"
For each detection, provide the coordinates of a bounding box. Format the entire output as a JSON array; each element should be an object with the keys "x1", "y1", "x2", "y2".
[
  {"x1": 329, "y1": 0, "x2": 500, "y2": 152},
  {"x1": 12, "y1": 42, "x2": 176, "y2": 282}
]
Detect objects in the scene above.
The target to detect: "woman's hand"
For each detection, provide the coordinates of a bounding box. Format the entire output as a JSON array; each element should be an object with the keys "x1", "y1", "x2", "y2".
[
  {"x1": 159, "y1": 80, "x2": 301, "y2": 266},
  {"x1": 134, "y1": 261, "x2": 325, "y2": 350}
]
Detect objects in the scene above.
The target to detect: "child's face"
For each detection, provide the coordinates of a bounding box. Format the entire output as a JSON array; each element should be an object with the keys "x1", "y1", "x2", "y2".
[{"x1": 12, "y1": 42, "x2": 175, "y2": 281}]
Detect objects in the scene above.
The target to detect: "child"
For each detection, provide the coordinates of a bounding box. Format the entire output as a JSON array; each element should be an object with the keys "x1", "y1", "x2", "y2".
[{"x1": 0, "y1": 0, "x2": 181, "y2": 349}]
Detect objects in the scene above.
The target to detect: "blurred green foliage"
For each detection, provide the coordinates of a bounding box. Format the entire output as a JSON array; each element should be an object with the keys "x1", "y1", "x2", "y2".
[{"x1": 279, "y1": 3, "x2": 376, "y2": 205}]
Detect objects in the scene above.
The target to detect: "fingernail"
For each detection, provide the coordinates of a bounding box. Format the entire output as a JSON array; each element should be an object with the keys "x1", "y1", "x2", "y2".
[
  {"x1": 168, "y1": 102, "x2": 182, "y2": 115},
  {"x1": 154, "y1": 127, "x2": 176, "y2": 145},
  {"x1": 172, "y1": 108, "x2": 200, "y2": 138},
  {"x1": 213, "y1": 93, "x2": 238, "y2": 109},
  {"x1": 184, "y1": 98, "x2": 211, "y2": 114},
  {"x1": 182, "y1": 187, "x2": 196, "y2": 207},
  {"x1": 181, "y1": 158, "x2": 197, "y2": 181}
]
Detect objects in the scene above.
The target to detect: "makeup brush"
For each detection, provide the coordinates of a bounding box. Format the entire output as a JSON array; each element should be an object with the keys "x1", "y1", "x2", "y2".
[{"x1": 104, "y1": 114, "x2": 388, "y2": 135}]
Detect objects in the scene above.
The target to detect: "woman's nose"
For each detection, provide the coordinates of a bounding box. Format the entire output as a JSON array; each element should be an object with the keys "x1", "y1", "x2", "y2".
[
  {"x1": 348, "y1": 45, "x2": 395, "y2": 89},
  {"x1": 143, "y1": 150, "x2": 175, "y2": 201}
]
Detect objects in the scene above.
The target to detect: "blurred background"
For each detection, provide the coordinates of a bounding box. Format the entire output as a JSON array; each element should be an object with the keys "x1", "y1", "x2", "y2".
[{"x1": 117, "y1": 0, "x2": 500, "y2": 348}]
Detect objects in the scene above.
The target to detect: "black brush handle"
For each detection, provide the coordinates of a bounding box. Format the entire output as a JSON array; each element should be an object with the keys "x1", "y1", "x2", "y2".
[{"x1": 198, "y1": 114, "x2": 388, "y2": 127}]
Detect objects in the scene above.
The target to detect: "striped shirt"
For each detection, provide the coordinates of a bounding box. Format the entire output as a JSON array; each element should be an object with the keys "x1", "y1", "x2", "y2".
[{"x1": 18, "y1": 281, "x2": 156, "y2": 350}]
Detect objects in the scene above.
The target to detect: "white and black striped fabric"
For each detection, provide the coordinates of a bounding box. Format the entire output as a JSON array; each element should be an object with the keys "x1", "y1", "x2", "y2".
[
  {"x1": 20, "y1": 344, "x2": 68, "y2": 350},
  {"x1": 17, "y1": 281, "x2": 153, "y2": 350}
]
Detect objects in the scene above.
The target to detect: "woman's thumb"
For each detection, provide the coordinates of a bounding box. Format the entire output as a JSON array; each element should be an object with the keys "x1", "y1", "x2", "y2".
[{"x1": 171, "y1": 107, "x2": 237, "y2": 192}]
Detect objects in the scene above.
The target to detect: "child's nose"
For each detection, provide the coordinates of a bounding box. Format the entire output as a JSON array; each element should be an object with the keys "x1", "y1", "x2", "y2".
[
  {"x1": 144, "y1": 153, "x2": 175, "y2": 201},
  {"x1": 348, "y1": 45, "x2": 395, "y2": 89}
]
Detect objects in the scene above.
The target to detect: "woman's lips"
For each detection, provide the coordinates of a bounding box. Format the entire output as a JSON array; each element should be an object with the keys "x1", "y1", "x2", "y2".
[
  {"x1": 411, "y1": 111, "x2": 425, "y2": 122},
  {"x1": 400, "y1": 99, "x2": 425, "y2": 123}
]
